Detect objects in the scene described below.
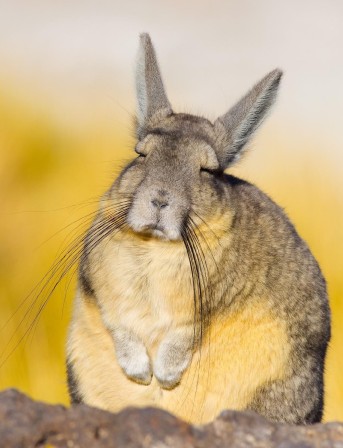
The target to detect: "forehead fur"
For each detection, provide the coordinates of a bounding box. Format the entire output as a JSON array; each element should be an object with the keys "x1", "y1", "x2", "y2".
[{"x1": 138, "y1": 112, "x2": 217, "y2": 147}]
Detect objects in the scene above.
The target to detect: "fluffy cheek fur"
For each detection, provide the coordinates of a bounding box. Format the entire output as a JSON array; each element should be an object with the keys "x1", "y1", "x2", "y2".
[{"x1": 190, "y1": 173, "x2": 225, "y2": 219}]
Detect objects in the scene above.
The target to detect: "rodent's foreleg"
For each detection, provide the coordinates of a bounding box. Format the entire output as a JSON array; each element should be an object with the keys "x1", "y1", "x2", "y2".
[
  {"x1": 153, "y1": 325, "x2": 195, "y2": 389},
  {"x1": 112, "y1": 327, "x2": 152, "y2": 385}
]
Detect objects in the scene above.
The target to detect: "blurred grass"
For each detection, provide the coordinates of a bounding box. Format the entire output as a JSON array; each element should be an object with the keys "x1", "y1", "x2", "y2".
[{"x1": 0, "y1": 81, "x2": 342, "y2": 422}]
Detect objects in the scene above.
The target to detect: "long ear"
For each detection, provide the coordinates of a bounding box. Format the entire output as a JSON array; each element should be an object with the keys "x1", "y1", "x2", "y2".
[
  {"x1": 135, "y1": 33, "x2": 172, "y2": 131},
  {"x1": 214, "y1": 69, "x2": 282, "y2": 168}
]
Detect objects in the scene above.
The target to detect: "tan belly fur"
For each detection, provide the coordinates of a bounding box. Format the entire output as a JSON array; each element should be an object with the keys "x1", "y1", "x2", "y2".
[{"x1": 67, "y1": 292, "x2": 290, "y2": 424}]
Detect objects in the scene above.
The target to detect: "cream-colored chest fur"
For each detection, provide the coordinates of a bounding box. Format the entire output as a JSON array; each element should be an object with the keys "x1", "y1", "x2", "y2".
[
  {"x1": 68, "y1": 228, "x2": 291, "y2": 424},
  {"x1": 89, "y1": 233, "x2": 194, "y2": 350},
  {"x1": 68, "y1": 290, "x2": 291, "y2": 424}
]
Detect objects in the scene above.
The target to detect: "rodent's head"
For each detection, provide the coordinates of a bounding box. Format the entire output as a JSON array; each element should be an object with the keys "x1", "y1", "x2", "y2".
[
  {"x1": 111, "y1": 34, "x2": 282, "y2": 241},
  {"x1": 118, "y1": 114, "x2": 221, "y2": 240}
]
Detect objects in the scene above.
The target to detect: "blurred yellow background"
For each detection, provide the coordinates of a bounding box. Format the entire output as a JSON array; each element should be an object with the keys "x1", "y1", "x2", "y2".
[{"x1": 0, "y1": 0, "x2": 342, "y2": 421}]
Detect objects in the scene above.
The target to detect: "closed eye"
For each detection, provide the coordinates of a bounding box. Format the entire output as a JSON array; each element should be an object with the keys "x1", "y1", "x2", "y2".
[
  {"x1": 200, "y1": 167, "x2": 216, "y2": 175},
  {"x1": 135, "y1": 147, "x2": 146, "y2": 158}
]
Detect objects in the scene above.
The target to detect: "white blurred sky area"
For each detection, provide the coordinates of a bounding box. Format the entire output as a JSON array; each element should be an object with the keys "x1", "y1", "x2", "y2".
[{"x1": 0, "y1": 0, "x2": 343, "y2": 165}]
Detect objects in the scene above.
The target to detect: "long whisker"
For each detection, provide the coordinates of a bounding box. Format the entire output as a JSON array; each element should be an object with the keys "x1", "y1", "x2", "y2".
[
  {"x1": 185, "y1": 222, "x2": 212, "y2": 360},
  {"x1": 181, "y1": 215, "x2": 219, "y2": 419},
  {"x1": 181, "y1": 221, "x2": 212, "y2": 418},
  {"x1": 192, "y1": 210, "x2": 221, "y2": 244},
  {"x1": 37, "y1": 201, "x2": 127, "y2": 249},
  {"x1": 188, "y1": 215, "x2": 220, "y2": 276},
  {"x1": 0, "y1": 201, "x2": 131, "y2": 332},
  {"x1": 20, "y1": 218, "x2": 129, "y2": 362},
  {"x1": 180, "y1": 227, "x2": 201, "y2": 400},
  {"x1": 186, "y1": 220, "x2": 214, "y2": 404},
  {"x1": 182, "y1": 226, "x2": 203, "y2": 335},
  {"x1": 0, "y1": 200, "x2": 131, "y2": 366}
]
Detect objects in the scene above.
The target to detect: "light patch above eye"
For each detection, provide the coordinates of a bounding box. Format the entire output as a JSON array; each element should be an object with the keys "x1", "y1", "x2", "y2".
[
  {"x1": 134, "y1": 134, "x2": 155, "y2": 156},
  {"x1": 200, "y1": 144, "x2": 220, "y2": 171},
  {"x1": 135, "y1": 142, "x2": 148, "y2": 156}
]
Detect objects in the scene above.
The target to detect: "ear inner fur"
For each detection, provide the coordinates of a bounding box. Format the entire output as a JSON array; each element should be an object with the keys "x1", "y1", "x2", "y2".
[
  {"x1": 135, "y1": 33, "x2": 172, "y2": 132},
  {"x1": 214, "y1": 69, "x2": 282, "y2": 168}
]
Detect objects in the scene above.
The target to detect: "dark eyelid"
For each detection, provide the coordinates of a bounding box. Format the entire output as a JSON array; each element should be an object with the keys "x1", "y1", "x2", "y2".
[
  {"x1": 134, "y1": 147, "x2": 146, "y2": 157},
  {"x1": 200, "y1": 167, "x2": 215, "y2": 174},
  {"x1": 200, "y1": 167, "x2": 223, "y2": 177}
]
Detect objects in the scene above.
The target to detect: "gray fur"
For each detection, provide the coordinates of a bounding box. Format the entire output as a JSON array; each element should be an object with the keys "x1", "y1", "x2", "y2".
[
  {"x1": 214, "y1": 69, "x2": 282, "y2": 167},
  {"x1": 112, "y1": 327, "x2": 153, "y2": 385},
  {"x1": 136, "y1": 33, "x2": 172, "y2": 132},
  {"x1": 69, "y1": 34, "x2": 331, "y2": 424}
]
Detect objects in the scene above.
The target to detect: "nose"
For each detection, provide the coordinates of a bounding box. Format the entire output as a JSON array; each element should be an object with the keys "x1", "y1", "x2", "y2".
[{"x1": 151, "y1": 198, "x2": 169, "y2": 209}]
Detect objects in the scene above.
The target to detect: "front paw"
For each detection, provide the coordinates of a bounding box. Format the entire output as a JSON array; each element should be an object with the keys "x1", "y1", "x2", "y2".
[
  {"x1": 118, "y1": 350, "x2": 152, "y2": 385},
  {"x1": 154, "y1": 353, "x2": 191, "y2": 390},
  {"x1": 154, "y1": 367, "x2": 182, "y2": 390}
]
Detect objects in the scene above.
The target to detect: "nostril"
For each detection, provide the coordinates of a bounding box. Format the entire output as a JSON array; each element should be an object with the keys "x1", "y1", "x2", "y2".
[{"x1": 151, "y1": 199, "x2": 169, "y2": 209}]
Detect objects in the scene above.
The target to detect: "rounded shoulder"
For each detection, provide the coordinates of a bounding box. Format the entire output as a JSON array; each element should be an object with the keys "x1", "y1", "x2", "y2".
[
  {"x1": 220, "y1": 173, "x2": 306, "y2": 249},
  {"x1": 221, "y1": 174, "x2": 284, "y2": 216}
]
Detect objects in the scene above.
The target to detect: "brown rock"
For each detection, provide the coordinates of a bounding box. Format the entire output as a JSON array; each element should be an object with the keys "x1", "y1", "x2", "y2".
[{"x1": 0, "y1": 389, "x2": 342, "y2": 447}]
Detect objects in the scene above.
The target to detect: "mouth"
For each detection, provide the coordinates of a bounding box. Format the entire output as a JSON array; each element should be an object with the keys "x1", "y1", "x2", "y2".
[
  {"x1": 129, "y1": 222, "x2": 180, "y2": 241},
  {"x1": 126, "y1": 207, "x2": 182, "y2": 241},
  {"x1": 141, "y1": 224, "x2": 167, "y2": 239}
]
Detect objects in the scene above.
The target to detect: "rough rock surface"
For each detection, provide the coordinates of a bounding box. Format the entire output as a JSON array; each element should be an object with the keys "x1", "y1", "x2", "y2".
[{"x1": 1, "y1": 389, "x2": 343, "y2": 447}]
